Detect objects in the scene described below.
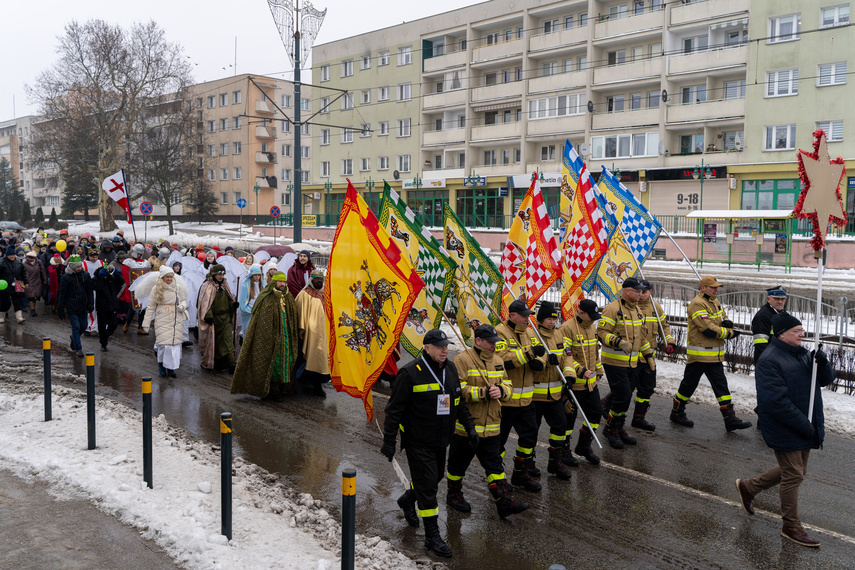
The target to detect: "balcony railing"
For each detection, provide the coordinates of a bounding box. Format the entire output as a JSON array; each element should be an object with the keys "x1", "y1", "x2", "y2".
[
  {"x1": 255, "y1": 126, "x2": 276, "y2": 139},
  {"x1": 255, "y1": 100, "x2": 274, "y2": 114},
  {"x1": 668, "y1": 44, "x2": 748, "y2": 75},
  {"x1": 666, "y1": 97, "x2": 746, "y2": 124},
  {"x1": 255, "y1": 151, "x2": 278, "y2": 164}
]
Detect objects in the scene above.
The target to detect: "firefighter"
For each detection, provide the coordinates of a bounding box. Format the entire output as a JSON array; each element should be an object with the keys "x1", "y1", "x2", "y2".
[
  {"x1": 380, "y1": 329, "x2": 477, "y2": 559},
  {"x1": 446, "y1": 324, "x2": 528, "y2": 519},
  {"x1": 670, "y1": 276, "x2": 752, "y2": 431},
  {"x1": 496, "y1": 299, "x2": 542, "y2": 492},
  {"x1": 751, "y1": 286, "x2": 788, "y2": 364},
  {"x1": 559, "y1": 299, "x2": 605, "y2": 465},
  {"x1": 598, "y1": 277, "x2": 655, "y2": 449}
]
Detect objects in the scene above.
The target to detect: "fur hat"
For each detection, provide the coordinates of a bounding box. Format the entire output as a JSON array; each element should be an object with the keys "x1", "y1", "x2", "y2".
[{"x1": 209, "y1": 264, "x2": 226, "y2": 277}]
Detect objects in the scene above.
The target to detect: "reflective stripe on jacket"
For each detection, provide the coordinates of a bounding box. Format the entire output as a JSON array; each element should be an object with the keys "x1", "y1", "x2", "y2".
[
  {"x1": 453, "y1": 347, "x2": 511, "y2": 437},
  {"x1": 597, "y1": 298, "x2": 651, "y2": 368},
  {"x1": 558, "y1": 316, "x2": 602, "y2": 390},
  {"x1": 531, "y1": 325, "x2": 572, "y2": 401},
  {"x1": 638, "y1": 299, "x2": 673, "y2": 347},
  {"x1": 686, "y1": 292, "x2": 729, "y2": 363},
  {"x1": 496, "y1": 321, "x2": 536, "y2": 408}
]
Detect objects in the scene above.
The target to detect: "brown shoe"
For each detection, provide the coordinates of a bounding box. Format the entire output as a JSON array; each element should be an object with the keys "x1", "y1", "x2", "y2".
[
  {"x1": 781, "y1": 525, "x2": 820, "y2": 548},
  {"x1": 137, "y1": 327, "x2": 148, "y2": 335},
  {"x1": 735, "y1": 479, "x2": 754, "y2": 515},
  {"x1": 122, "y1": 322, "x2": 130, "y2": 333}
]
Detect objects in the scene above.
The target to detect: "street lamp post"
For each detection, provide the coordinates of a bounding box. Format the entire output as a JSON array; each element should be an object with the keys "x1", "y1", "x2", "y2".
[
  {"x1": 323, "y1": 179, "x2": 333, "y2": 226},
  {"x1": 286, "y1": 182, "x2": 295, "y2": 226},
  {"x1": 365, "y1": 177, "x2": 375, "y2": 212},
  {"x1": 254, "y1": 183, "x2": 260, "y2": 225},
  {"x1": 692, "y1": 159, "x2": 712, "y2": 210}
]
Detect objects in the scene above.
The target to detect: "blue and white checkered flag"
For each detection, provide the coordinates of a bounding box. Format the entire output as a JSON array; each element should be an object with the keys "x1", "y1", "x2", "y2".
[{"x1": 599, "y1": 166, "x2": 661, "y2": 264}]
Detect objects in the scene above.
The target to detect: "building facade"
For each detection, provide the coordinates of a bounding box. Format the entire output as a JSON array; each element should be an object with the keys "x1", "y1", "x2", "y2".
[{"x1": 1, "y1": 116, "x2": 64, "y2": 214}]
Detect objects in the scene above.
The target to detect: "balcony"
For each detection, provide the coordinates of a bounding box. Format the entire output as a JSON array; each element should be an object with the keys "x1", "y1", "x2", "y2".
[
  {"x1": 255, "y1": 100, "x2": 274, "y2": 114},
  {"x1": 528, "y1": 70, "x2": 587, "y2": 94},
  {"x1": 670, "y1": 0, "x2": 749, "y2": 27},
  {"x1": 255, "y1": 126, "x2": 275, "y2": 139},
  {"x1": 470, "y1": 121, "x2": 522, "y2": 142},
  {"x1": 529, "y1": 28, "x2": 587, "y2": 53},
  {"x1": 471, "y1": 162, "x2": 520, "y2": 176},
  {"x1": 423, "y1": 167, "x2": 465, "y2": 178},
  {"x1": 661, "y1": 150, "x2": 746, "y2": 169},
  {"x1": 424, "y1": 128, "x2": 466, "y2": 146},
  {"x1": 471, "y1": 37, "x2": 524, "y2": 64},
  {"x1": 527, "y1": 115, "x2": 586, "y2": 137},
  {"x1": 424, "y1": 50, "x2": 467, "y2": 73},
  {"x1": 592, "y1": 107, "x2": 660, "y2": 130},
  {"x1": 668, "y1": 45, "x2": 748, "y2": 76},
  {"x1": 666, "y1": 98, "x2": 746, "y2": 124},
  {"x1": 255, "y1": 175, "x2": 278, "y2": 189},
  {"x1": 423, "y1": 89, "x2": 467, "y2": 110},
  {"x1": 592, "y1": 57, "x2": 663, "y2": 86},
  {"x1": 594, "y1": 9, "x2": 664, "y2": 42},
  {"x1": 256, "y1": 151, "x2": 278, "y2": 164},
  {"x1": 471, "y1": 81, "x2": 523, "y2": 103}
]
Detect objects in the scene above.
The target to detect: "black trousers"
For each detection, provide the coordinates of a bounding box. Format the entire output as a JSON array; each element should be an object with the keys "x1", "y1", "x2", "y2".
[
  {"x1": 499, "y1": 403, "x2": 538, "y2": 456},
  {"x1": 631, "y1": 363, "x2": 657, "y2": 403},
  {"x1": 601, "y1": 364, "x2": 642, "y2": 415},
  {"x1": 404, "y1": 444, "x2": 446, "y2": 516},
  {"x1": 0, "y1": 292, "x2": 25, "y2": 313},
  {"x1": 96, "y1": 309, "x2": 118, "y2": 348},
  {"x1": 534, "y1": 399, "x2": 568, "y2": 444},
  {"x1": 566, "y1": 386, "x2": 604, "y2": 434},
  {"x1": 446, "y1": 434, "x2": 505, "y2": 482},
  {"x1": 677, "y1": 361, "x2": 731, "y2": 402},
  {"x1": 125, "y1": 306, "x2": 145, "y2": 326}
]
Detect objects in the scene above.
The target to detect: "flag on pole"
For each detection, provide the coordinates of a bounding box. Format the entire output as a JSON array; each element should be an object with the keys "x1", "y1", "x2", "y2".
[
  {"x1": 326, "y1": 181, "x2": 425, "y2": 421},
  {"x1": 559, "y1": 140, "x2": 610, "y2": 319},
  {"x1": 378, "y1": 181, "x2": 458, "y2": 357},
  {"x1": 443, "y1": 204, "x2": 503, "y2": 345},
  {"x1": 499, "y1": 177, "x2": 561, "y2": 317},
  {"x1": 101, "y1": 169, "x2": 134, "y2": 225}
]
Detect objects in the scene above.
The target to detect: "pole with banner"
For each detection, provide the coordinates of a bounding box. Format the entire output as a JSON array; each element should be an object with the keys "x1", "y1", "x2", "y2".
[
  {"x1": 140, "y1": 202, "x2": 153, "y2": 245},
  {"x1": 102, "y1": 169, "x2": 137, "y2": 243},
  {"x1": 270, "y1": 206, "x2": 281, "y2": 246},
  {"x1": 237, "y1": 198, "x2": 247, "y2": 240}
]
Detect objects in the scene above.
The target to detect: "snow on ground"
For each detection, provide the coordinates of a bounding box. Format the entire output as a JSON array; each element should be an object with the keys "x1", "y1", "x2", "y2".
[{"x1": 0, "y1": 355, "x2": 425, "y2": 570}]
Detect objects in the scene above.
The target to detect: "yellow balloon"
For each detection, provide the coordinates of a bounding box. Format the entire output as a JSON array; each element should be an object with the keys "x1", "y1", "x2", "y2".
[{"x1": 56, "y1": 239, "x2": 67, "y2": 252}]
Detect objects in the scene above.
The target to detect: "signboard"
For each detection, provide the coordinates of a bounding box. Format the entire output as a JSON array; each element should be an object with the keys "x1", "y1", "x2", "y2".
[
  {"x1": 506, "y1": 173, "x2": 563, "y2": 188},
  {"x1": 703, "y1": 223, "x2": 717, "y2": 243},
  {"x1": 402, "y1": 178, "x2": 446, "y2": 190},
  {"x1": 139, "y1": 202, "x2": 153, "y2": 215},
  {"x1": 463, "y1": 176, "x2": 486, "y2": 187},
  {"x1": 647, "y1": 179, "x2": 729, "y2": 216},
  {"x1": 302, "y1": 214, "x2": 317, "y2": 227},
  {"x1": 764, "y1": 219, "x2": 784, "y2": 232},
  {"x1": 237, "y1": 198, "x2": 247, "y2": 209},
  {"x1": 270, "y1": 206, "x2": 280, "y2": 218},
  {"x1": 775, "y1": 234, "x2": 788, "y2": 253}
]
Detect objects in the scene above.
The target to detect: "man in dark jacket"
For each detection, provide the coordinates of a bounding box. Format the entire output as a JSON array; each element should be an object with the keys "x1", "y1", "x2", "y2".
[
  {"x1": 750, "y1": 286, "x2": 788, "y2": 364},
  {"x1": 0, "y1": 244, "x2": 28, "y2": 325},
  {"x1": 56, "y1": 255, "x2": 95, "y2": 357},
  {"x1": 381, "y1": 329, "x2": 477, "y2": 559},
  {"x1": 735, "y1": 313, "x2": 834, "y2": 548},
  {"x1": 93, "y1": 265, "x2": 124, "y2": 351}
]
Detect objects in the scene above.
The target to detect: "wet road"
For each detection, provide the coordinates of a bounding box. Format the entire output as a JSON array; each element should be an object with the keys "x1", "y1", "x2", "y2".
[{"x1": 6, "y1": 317, "x2": 855, "y2": 569}]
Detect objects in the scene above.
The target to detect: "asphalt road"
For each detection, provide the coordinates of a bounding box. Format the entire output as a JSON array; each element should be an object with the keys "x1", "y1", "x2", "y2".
[{"x1": 6, "y1": 315, "x2": 855, "y2": 569}]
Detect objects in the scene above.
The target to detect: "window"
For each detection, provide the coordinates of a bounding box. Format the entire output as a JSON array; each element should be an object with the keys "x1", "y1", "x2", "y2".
[
  {"x1": 647, "y1": 90, "x2": 660, "y2": 108},
  {"x1": 341, "y1": 93, "x2": 354, "y2": 110},
  {"x1": 197, "y1": 97, "x2": 203, "y2": 109},
  {"x1": 282, "y1": 169, "x2": 291, "y2": 182},
  {"x1": 220, "y1": 192, "x2": 228, "y2": 204},
  {"x1": 208, "y1": 144, "x2": 216, "y2": 157},
  {"x1": 361, "y1": 55, "x2": 371, "y2": 70},
  {"x1": 342, "y1": 128, "x2": 353, "y2": 143},
  {"x1": 540, "y1": 145, "x2": 556, "y2": 161},
  {"x1": 544, "y1": 19, "x2": 559, "y2": 33},
  {"x1": 207, "y1": 96, "x2": 215, "y2": 108},
  {"x1": 821, "y1": 4, "x2": 849, "y2": 27},
  {"x1": 724, "y1": 80, "x2": 747, "y2": 99},
  {"x1": 320, "y1": 97, "x2": 330, "y2": 114},
  {"x1": 649, "y1": 43, "x2": 661, "y2": 57},
  {"x1": 282, "y1": 120, "x2": 291, "y2": 133},
  {"x1": 818, "y1": 62, "x2": 847, "y2": 86},
  {"x1": 485, "y1": 72, "x2": 497, "y2": 85},
  {"x1": 321, "y1": 161, "x2": 330, "y2": 177},
  {"x1": 591, "y1": 132, "x2": 659, "y2": 159},
  {"x1": 397, "y1": 83, "x2": 411, "y2": 101},
  {"x1": 281, "y1": 144, "x2": 290, "y2": 157},
  {"x1": 360, "y1": 158, "x2": 370, "y2": 172},
  {"x1": 361, "y1": 90, "x2": 371, "y2": 104},
  {"x1": 233, "y1": 192, "x2": 241, "y2": 203},
  {"x1": 378, "y1": 121, "x2": 390, "y2": 136},
  {"x1": 219, "y1": 94, "x2": 227, "y2": 106},
  {"x1": 342, "y1": 159, "x2": 353, "y2": 175},
  {"x1": 563, "y1": 59, "x2": 573, "y2": 73},
  {"x1": 577, "y1": 56, "x2": 587, "y2": 70},
  {"x1": 320, "y1": 65, "x2": 330, "y2": 81},
  {"x1": 679, "y1": 134, "x2": 705, "y2": 154},
  {"x1": 220, "y1": 143, "x2": 228, "y2": 156},
  {"x1": 341, "y1": 59, "x2": 353, "y2": 77},
  {"x1": 817, "y1": 120, "x2": 844, "y2": 141},
  {"x1": 301, "y1": 171, "x2": 310, "y2": 183},
  {"x1": 483, "y1": 150, "x2": 497, "y2": 166},
  {"x1": 528, "y1": 94, "x2": 584, "y2": 119},
  {"x1": 565, "y1": 16, "x2": 574, "y2": 29},
  {"x1": 681, "y1": 85, "x2": 707, "y2": 104},
  {"x1": 360, "y1": 123, "x2": 371, "y2": 137},
  {"x1": 630, "y1": 93, "x2": 642, "y2": 110},
  {"x1": 580, "y1": 12, "x2": 588, "y2": 26},
  {"x1": 607, "y1": 50, "x2": 626, "y2": 65},
  {"x1": 631, "y1": 47, "x2": 642, "y2": 62},
  {"x1": 767, "y1": 69, "x2": 799, "y2": 96},
  {"x1": 321, "y1": 129, "x2": 330, "y2": 145},
  {"x1": 232, "y1": 91, "x2": 241, "y2": 104},
  {"x1": 764, "y1": 124, "x2": 797, "y2": 150},
  {"x1": 219, "y1": 118, "x2": 228, "y2": 131},
  {"x1": 723, "y1": 131, "x2": 744, "y2": 151},
  {"x1": 301, "y1": 146, "x2": 310, "y2": 158},
  {"x1": 379, "y1": 51, "x2": 389, "y2": 66},
  {"x1": 233, "y1": 116, "x2": 241, "y2": 129},
  {"x1": 607, "y1": 95, "x2": 625, "y2": 112},
  {"x1": 379, "y1": 86, "x2": 390, "y2": 101},
  {"x1": 261, "y1": 167, "x2": 268, "y2": 177},
  {"x1": 397, "y1": 155, "x2": 411, "y2": 172},
  {"x1": 207, "y1": 121, "x2": 215, "y2": 133},
  {"x1": 742, "y1": 179, "x2": 800, "y2": 210},
  {"x1": 282, "y1": 94, "x2": 292, "y2": 107},
  {"x1": 608, "y1": 4, "x2": 628, "y2": 19},
  {"x1": 398, "y1": 46, "x2": 412, "y2": 66},
  {"x1": 769, "y1": 14, "x2": 801, "y2": 43},
  {"x1": 220, "y1": 168, "x2": 229, "y2": 181},
  {"x1": 233, "y1": 167, "x2": 242, "y2": 180},
  {"x1": 397, "y1": 119, "x2": 411, "y2": 137},
  {"x1": 282, "y1": 192, "x2": 291, "y2": 205},
  {"x1": 682, "y1": 35, "x2": 708, "y2": 54},
  {"x1": 301, "y1": 98, "x2": 310, "y2": 111},
  {"x1": 542, "y1": 62, "x2": 558, "y2": 77},
  {"x1": 209, "y1": 170, "x2": 217, "y2": 182}
]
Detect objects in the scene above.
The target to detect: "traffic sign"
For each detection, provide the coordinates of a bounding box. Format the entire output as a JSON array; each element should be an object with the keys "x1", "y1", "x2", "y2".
[
  {"x1": 139, "y1": 202, "x2": 153, "y2": 215},
  {"x1": 237, "y1": 198, "x2": 247, "y2": 209},
  {"x1": 270, "y1": 206, "x2": 281, "y2": 218}
]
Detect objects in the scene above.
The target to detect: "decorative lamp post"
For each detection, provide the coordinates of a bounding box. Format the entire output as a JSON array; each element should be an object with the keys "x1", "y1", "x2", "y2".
[
  {"x1": 286, "y1": 182, "x2": 295, "y2": 225},
  {"x1": 254, "y1": 183, "x2": 260, "y2": 225},
  {"x1": 692, "y1": 159, "x2": 712, "y2": 210},
  {"x1": 323, "y1": 179, "x2": 333, "y2": 225},
  {"x1": 365, "y1": 177, "x2": 375, "y2": 211}
]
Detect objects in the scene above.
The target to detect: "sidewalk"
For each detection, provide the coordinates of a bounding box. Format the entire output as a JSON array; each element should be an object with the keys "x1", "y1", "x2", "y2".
[{"x1": 0, "y1": 468, "x2": 178, "y2": 569}]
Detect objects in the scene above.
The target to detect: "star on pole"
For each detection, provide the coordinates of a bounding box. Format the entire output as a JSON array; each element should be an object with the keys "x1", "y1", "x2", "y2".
[{"x1": 797, "y1": 130, "x2": 847, "y2": 248}]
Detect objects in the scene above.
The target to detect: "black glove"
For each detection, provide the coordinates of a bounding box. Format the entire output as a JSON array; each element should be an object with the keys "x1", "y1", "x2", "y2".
[
  {"x1": 380, "y1": 441, "x2": 395, "y2": 462},
  {"x1": 531, "y1": 344, "x2": 546, "y2": 357},
  {"x1": 664, "y1": 343, "x2": 676, "y2": 355},
  {"x1": 728, "y1": 329, "x2": 741, "y2": 339},
  {"x1": 204, "y1": 316, "x2": 214, "y2": 325},
  {"x1": 702, "y1": 329, "x2": 717, "y2": 338},
  {"x1": 232, "y1": 301, "x2": 240, "y2": 312},
  {"x1": 467, "y1": 427, "x2": 480, "y2": 449},
  {"x1": 804, "y1": 424, "x2": 815, "y2": 439},
  {"x1": 547, "y1": 353, "x2": 559, "y2": 366},
  {"x1": 504, "y1": 360, "x2": 515, "y2": 371},
  {"x1": 528, "y1": 358, "x2": 544, "y2": 371},
  {"x1": 720, "y1": 320, "x2": 734, "y2": 328},
  {"x1": 812, "y1": 347, "x2": 828, "y2": 367}
]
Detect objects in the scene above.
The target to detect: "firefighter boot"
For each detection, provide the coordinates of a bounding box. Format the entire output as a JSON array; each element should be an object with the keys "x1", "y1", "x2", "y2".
[
  {"x1": 618, "y1": 416, "x2": 637, "y2": 445},
  {"x1": 396, "y1": 489, "x2": 419, "y2": 527},
  {"x1": 670, "y1": 397, "x2": 694, "y2": 427},
  {"x1": 631, "y1": 401, "x2": 656, "y2": 431},
  {"x1": 574, "y1": 426, "x2": 601, "y2": 465},
  {"x1": 603, "y1": 412, "x2": 624, "y2": 449},
  {"x1": 511, "y1": 456, "x2": 542, "y2": 492},
  {"x1": 422, "y1": 515, "x2": 452, "y2": 558},
  {"x1": 721, "y1": 403, "x2": 753, "y2": 431},
  {"x1": 547, "y1": 446, "x2": 572, "y2": 480},
  {"x1": 446, "y1": 478, "x2": 471, "y2": 513},
  {"x1": 602, "y1": 392, "x2": 612, "y2": 417},
  {"x1": 560, "y1": 437, "x2": 580, "y2": 467},
  {"x1": 489, "y1": 480, "x2": 528, "y2": 518},
  {"x1": 525, "y1": 450, "x2": 541, "y2": 478}
]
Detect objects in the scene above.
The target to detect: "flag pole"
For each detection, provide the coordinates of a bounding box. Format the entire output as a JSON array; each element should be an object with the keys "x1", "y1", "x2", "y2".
[
  {"x1": 660, "y1": 228, "x2": 702, "y2": 280},
  {"x1": 122, "y1": 169, "x2": 139, "y2": 245},
  {"x1": 455, "y1": 266, "x2": 503, "y2": 324},
  {"x1": 808, "y1": 249, "x2": 824, "y2": 422}
]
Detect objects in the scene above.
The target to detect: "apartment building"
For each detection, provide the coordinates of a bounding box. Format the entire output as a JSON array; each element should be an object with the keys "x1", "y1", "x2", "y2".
[{"x1": 0, "y1": 116, "x2": 64, "y2": 213}]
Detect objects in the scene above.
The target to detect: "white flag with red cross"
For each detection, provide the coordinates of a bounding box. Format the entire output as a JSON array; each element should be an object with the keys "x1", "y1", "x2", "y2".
[{"x1": 101, "y1": 169, "x2": 134, "y2": 224}]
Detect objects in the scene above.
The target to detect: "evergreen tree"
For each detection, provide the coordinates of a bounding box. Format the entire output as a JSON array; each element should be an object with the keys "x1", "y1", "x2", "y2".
[
  {"x1": 35, "y1": 207, "x2": 44, "y2": 224},
  {"x1": 20, "y1": 201, "x2": 32, "y2": 226},
  {"x1": 49, "y1": 207, "x2": 58, "y2": 228},
  {"x1": 8, "y1": 201, "x2": 19, "y2": 222}
]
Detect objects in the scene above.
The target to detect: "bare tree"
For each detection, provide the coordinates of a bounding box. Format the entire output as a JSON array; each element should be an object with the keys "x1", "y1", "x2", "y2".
[{"x1": 27, "y1": 19, "x2": 193, "y2": 232}]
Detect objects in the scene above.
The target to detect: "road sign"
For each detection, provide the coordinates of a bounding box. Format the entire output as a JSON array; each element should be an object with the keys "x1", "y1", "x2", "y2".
[
  {"x1": 270, "y1": 206, "x2": 281, "y2": 218},
  {"x1": 237, "y1": 198, "x2": 247, "y2": 209},
  {"x1": 139, "y1": 202, "x2": 153, "y2": 215}
]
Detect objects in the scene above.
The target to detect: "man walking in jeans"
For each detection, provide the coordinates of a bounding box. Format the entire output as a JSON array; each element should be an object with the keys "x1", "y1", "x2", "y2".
[{"x1": 56, "y1": 255, "x2": 94, "y2": 357}]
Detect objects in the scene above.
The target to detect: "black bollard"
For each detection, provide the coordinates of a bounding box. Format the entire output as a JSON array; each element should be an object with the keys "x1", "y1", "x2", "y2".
[
  {"x1": 142, "y1": 377, "x2": 153, "y2": 489},
  {"x1": 342, "y1": 469, "x2": 356, "y2": 570},
  {"x1": 220, "y1": 412, "x2": 232, "y2": 540},
  {"x1": 43, "y1": 338, "x2": 51, "y2": 421},
  {"x1": 86, "y1": 353, "x2": 95, "y2": 450}
]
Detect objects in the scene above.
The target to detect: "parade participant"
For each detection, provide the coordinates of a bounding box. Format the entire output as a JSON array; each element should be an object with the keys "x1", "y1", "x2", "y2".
[
  {"x1": 0, "y1": 244, "x2": 28, "y2": 324},
  {"x1": 241, "y1": 253, "x2": 255, "y2": 271},
  {"x1": 99, "y1": 240, "x2": 116, "y2": 264},
  {"x1": 82, "y1": 246, "x2": 104, "y2": 335},
  {"x1": 224, "y1": 246, "x2": 236, "y2": 257},
  {"x1": 112, "y1": 236, "x2": 126, "y2": 254},
  {"x1": 92, "y1": 265, "x2": 124, "y2": 351},
  {"x1": 122, "y1": 244, "x2": 152, "y2": 334},
  {"x1": 294, "y1": 269, "x2": 330, "y2": 396},
  {"x1": 115, "y1": 230, "x2": 129, "y2": 251},
  {"x1": 530, "y1": 301, "x2": 574, "y2": 480},
  {"x1": 751, "y1": 286, "x2": 788, "y2": 364},
  {"x1": 671, "y1": 276, "x2": 752, "y2": 431},
  {"x1": 598, "y1": 277, "x2": 654, "y2": 449},
  {"x1": 198, "y1": 263, "x2": 238, "y2": 373},
  {"x1": 559, "y1": 299, "x2": 605, "y2": 465},
  {"x1": 264, "y1": 259, "x2": 280, "y2": 286},
  {"x1": 237, "y1": 264, "x2": 263, "y2": 340},
  {"x1": 23, "y1": 251, "x2": 46, "y2": 317},
  {"x1": 56, "y1": 255, "x2": 94, "y2": 357},
  {"x1": 496, "y1": 299, "x2": 542, "y2": 492},
  {"x1": 47, "y1": 254, "x2": 64, "y2": 314},
  {"x1": 231, "y1": 271, "x2": 299, "y2": 400},
  {"x1": 736, "y1": 314, "x2": 833, "y2": 547},
  {"x1": 381, "y1": 329, "x2": 477, "y2": 558},
  {"x1": 171, "y1": 261, "x2": 193, "y2": 347},
  {"x1": 632, "y1": 279, "x2": 676, "y2": 431},
  {"x1": 287, "y1": 250, "x2": 315, "y2": 297},
  {"x1": 202, "y1": 250, "x2": 217, "y2": 271},
  {"x1": 142, "y1": 266, "x2": 189, "y2": 378},
  {"x1": 447, "y1": 324, "x2": 527, "y2": 519}
]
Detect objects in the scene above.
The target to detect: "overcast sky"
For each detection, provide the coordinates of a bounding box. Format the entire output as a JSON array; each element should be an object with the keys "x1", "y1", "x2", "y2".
[{"x1": 3, "y1": 0, "x2": 480, "y2": 119}]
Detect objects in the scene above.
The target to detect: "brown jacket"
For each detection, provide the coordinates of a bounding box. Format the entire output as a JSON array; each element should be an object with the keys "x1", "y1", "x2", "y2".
[
  {"x1": 496, "y1": 320, "x2": 536, "y2": 408},
  {"x1": 638, "y1": 299, "x2": 673, "y2": 347},
  {"x1": 558, "y1": 316, "x2": 601, "y2": 391},
  {"x1": 530, "y1": 325, "x2": 574, "y2": 402},
  {"x1": 686, "y1": 292, "x2": 733, "y2": 363},
  {"x1": 453, "y1": 347, "x2": 512, "y2": 437},
  {"x1": 597, "y1": 297, "x2": 652, "y2": 368}
]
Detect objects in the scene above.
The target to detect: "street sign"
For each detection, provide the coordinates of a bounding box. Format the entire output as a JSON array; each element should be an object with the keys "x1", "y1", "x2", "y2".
[
  {"x1": 270, "y1": 206, "x2": 281, "y2": 218},
  {"x1": 237, "y1": 198, "x2": 247, "y2": 209},
  {"x1": 139, "y1": 202, "x2": 153, "y2": 215}
]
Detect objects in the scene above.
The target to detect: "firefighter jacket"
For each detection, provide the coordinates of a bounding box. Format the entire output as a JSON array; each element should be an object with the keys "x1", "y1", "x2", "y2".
[
  {"x1": 530, "y1": 325, "x2": 574, "y2": 402},
  {"x1": 558, "y1": 316, "x2": 601, "y2": 391},
  {"x1": 382, "y1": 352, "x2": 475, "y2": 450},
  {"x1": 598, "y1": 298, "x2": 652, "y2": 368},
  {"x1": 452, "y1": 347, "x2": 512, "y2": 437},
  {"x1": 752, "y1": 303, "x2": 783, "y2": 363},
  {"x1": 686, "y1": 292, "x2": 735, "y2": 363},
  {"x1": 638, "y1": 299, "x2": 674, "y2": 348},
  {"x1": 496, "y1": 320, "x2": 537, "y2": 407}
]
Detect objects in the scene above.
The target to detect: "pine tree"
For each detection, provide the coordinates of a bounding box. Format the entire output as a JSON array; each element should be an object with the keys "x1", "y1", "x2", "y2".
[
  {"x1": 8, "y1": 201, "x2": 19, "y2": 222},
  {"x1": 20, "y1": 201, "x2": 32, "y2": 225},
  {"x1": 35, "y1": 207, "x2": 44, "y2": 224},
  {"x1": 49, "y1": 207, "x2": 59, "y2": 228}
]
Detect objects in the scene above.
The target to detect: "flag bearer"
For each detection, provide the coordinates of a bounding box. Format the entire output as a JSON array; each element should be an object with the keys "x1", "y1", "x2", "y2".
[{"x1": 632, "y1": 280, "x2": 676, "y2": 431}]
